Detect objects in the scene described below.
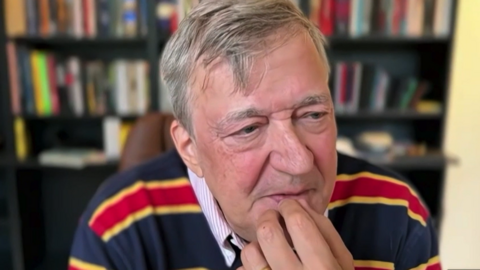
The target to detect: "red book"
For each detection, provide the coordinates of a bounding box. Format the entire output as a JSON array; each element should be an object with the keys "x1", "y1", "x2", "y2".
[{"x1": 319, "y1": 0, "x2": 335, "y2": 36}]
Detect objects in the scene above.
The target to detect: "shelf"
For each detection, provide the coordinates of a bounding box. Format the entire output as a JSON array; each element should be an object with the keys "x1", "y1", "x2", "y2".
[
  {"x1": 327, "y1": 35, "x2": 450, "y2": 45},
  {"x1": 15, "y1": 159, "x2": 119, "y2": 170},
  {"x1": 367, "y1": 154, "x2": 450, "y2": 170},
  {"x1": 18, "y1": 114, "x2": 140, "y2": 121},
  {"x1": 335, "y1": 110, "x2": 442, "y2": 120},
  {"x1": 13, "y1": 36, "x2": 147, "y2": 47},
  {"x1": 0, "y1": 155, "x2": 119, "y2": 170},
  {"x1": 3, "y1": 154, "x2": 451, "y2": 171},
  {"x1": 17, "y1": 111, "x2": 441, "y2": 121}
]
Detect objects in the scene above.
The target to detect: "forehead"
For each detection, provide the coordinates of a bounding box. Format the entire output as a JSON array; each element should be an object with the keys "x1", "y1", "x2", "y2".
[{"x1": 189, "y1": 32, "x2": 329, "y2": 117}]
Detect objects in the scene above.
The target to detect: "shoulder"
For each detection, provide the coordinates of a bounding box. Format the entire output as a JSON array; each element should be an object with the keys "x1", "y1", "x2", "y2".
[
  {"x1": 78, "y1": 149, "x2": 200, "y2": 242},
  {"x1": 331, "y1": 152, "x2": 430, "y2": 227},
  {"x1": 330, "y1": 152, "x2": 440, "y2": 269}
]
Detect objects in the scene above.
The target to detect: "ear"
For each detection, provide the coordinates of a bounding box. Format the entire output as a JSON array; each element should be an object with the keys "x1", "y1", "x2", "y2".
[{"x1": 170, "y1": 119, "x2": 204, "y2": 177}]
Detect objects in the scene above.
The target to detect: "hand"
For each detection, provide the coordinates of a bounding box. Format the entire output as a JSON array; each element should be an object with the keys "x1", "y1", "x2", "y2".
[{"x1": 238, "y1": 199, "x2": 354, "y2": 270}]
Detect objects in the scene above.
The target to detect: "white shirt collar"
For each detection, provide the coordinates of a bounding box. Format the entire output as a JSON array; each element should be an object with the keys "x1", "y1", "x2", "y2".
[{"x1": 187, "y1": 168, "x2": 328, "y2": 267}]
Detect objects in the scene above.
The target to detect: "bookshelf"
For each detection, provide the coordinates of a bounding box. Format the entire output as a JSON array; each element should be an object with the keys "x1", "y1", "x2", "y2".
[{"x1": 0, "y1": 0, "x2": 457, "y2": 269}]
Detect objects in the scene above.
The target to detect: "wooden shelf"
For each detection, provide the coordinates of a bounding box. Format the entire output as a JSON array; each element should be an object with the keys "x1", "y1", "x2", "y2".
[{"x1": 335, "y1": 110, "x2": 443, "y2": 120}]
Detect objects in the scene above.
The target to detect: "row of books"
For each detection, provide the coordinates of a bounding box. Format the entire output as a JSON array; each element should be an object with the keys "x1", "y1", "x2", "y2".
[
  {"x1": 156, "y1": 0, "x2": 453, "y2": 37},
  {"x1": 158, "y1": 0, "x2": 198, "y2": 34},
  {"x1": 308, "y1": 0, "x2": 453, "y2": 37},
  {"x1": 6, "y1": 42, "x2": 150, "y2": 117},
  {"x1": 4, "y1": 0, "x2": 149, "y2": 38},
  {"x1": 330, "y1": 62, "x2": 432, "y2": 113},
  {"x1": 13, "y1": 116, "x2": 134, "y2": 163},
  {"x1": 4, "y1": 0, "x2": 453, "y2": 39}
]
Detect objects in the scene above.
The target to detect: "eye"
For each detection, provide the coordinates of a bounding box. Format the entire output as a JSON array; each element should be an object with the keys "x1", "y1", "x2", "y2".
[
  {"x1": 230, "y1": 124, "x2": 260, "y2": 138},
  {"x1": 239, "y1": 125, "x2": 258, "y2": 134},
  {"x1": 304, "y1": 111, "x2": 326, "y2": 120}
]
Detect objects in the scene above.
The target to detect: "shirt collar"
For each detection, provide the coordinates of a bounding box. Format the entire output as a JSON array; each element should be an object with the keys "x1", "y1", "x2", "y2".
[{"x1": 187, "y1": 168, "x2": 328, "y2": 267}]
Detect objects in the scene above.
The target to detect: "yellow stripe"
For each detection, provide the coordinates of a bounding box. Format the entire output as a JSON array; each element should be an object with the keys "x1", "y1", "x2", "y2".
[
  {"x1": 409, "y1": 256, "x2": 440, "y2": 270},
  {"x1": 336, "y1": 172, "x2": 422, "y2": 199},
  {"x1": 328, "y1": 196, "x2": 426, "y2": 226},
  {"x1": 354, "y1": 260, "x2": 394, "y2": 269},
  {"x1": 89, "y1": 177, "x2": 190, "y2": 226},
  {"x1": 69, "y1": 257, "x2": 106, "y2": 270},
  {"x1": 353, "y1": 260, "x2": 394, "y2": 269},
  {"x1": 101, "y1": 204, "x2": 202, "y2": 242},
  {"x1": 176, "y1": 268, "x2": 210, "y2": 270}
]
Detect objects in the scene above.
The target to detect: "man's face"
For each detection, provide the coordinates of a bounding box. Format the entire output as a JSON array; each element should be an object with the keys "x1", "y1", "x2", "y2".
[{"x1": 187, "y1": 31, "x2": 337, "y2": 242}]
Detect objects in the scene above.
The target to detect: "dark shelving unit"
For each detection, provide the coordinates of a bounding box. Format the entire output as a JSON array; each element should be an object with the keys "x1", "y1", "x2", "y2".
[
  {"x1": 0, "y1": 0, "x2": 458, "y2": 269},
  {"x1": 0, "y1": 152, "x2": 452, "y2": 172},
  {"x1": 328, "y1": 35, "x2": 450, "y2": 44},
  {"x1": 335, "y1": 110, "x2": 443, "y2": 120},
  {"x1": 13, "y1": 36, "x2": 148, "y2": 46},
  {"x1": 369, "y1": 154, "x2": 451, "y2": 170},
  {"x1": 19, "y1": 114, "x2": 140, "y2": 121},
  {"x1": 0, "y1": 198, "x2": 8, "y2": 226}
]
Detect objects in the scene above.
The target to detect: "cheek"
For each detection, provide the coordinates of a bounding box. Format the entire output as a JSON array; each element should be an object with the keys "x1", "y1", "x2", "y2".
[
  {"x1": 198, "y1": 140, "x2": 263, "y2": 198},
  {"x1": 221, "y1": 150, "x2": 264, "y2": 196}
]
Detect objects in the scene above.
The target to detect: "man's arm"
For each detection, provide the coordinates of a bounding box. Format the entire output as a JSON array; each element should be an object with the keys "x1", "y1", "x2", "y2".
[
  {"x1": 395, "y1": 216, "x2": 441, "y2": 270},
  {"x1": 68, "y1": 221, "x2": 119, "y2": 270}
]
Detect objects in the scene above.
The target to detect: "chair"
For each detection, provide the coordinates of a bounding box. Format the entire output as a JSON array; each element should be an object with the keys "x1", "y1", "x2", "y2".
[{"x1": 118, "y1": 112, "x2": 176, "y2": 171}]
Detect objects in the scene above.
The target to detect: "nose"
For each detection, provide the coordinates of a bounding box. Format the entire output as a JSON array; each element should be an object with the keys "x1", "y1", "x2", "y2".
[{"x1": 269, "y1": 123, "x2": 314, "y2": 176}]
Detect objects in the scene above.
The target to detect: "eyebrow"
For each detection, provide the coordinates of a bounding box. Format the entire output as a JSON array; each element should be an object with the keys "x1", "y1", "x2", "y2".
[{"x1": 217, "y1": 93, "x2": 330, "y2": 129}]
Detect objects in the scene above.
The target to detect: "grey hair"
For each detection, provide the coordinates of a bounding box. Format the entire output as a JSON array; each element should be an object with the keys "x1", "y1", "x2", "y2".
[{"x1": 160, "y1": 0, "x2": 330, "y2": 135}]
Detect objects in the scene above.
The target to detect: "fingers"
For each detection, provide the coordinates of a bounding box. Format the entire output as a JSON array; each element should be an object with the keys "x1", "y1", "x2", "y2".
[
  {"x1": 278, "y1": 199, "x2": 340, "y2": 270},
  {"x1": 255, "y1": 209, "x2": 301, "y2": 270},
  {"x1": 301, "y1": 204, "x2": 355, "y2": 270},
  {"x1": 240, "y1": 242, "x2": 269, "y2": 270}
]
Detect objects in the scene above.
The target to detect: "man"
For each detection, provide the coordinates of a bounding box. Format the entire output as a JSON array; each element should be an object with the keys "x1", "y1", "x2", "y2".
[{"x1": 68, "y1": 0, "x2": 441, "y2": 269}]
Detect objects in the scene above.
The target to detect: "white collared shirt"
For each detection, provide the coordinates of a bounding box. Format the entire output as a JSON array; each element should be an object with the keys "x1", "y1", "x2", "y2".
[{"x1": 187, "y1": 169, "x2": 328, "y2": 267}]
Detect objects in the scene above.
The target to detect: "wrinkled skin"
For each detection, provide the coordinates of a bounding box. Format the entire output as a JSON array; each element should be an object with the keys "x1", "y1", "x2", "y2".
[{"x1": 171, "y1": 29, "x2": 338, "y2": 243}]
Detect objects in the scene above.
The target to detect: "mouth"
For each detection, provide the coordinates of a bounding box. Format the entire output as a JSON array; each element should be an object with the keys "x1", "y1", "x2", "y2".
[{"x1": 265, "y1": 189, "x2": 311, "y2": 204}]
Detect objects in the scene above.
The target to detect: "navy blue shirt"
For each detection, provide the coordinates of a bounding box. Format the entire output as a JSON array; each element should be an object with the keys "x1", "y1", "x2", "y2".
[{"x1": 68, "y1": 149, "x2": 441, "y2": 270}]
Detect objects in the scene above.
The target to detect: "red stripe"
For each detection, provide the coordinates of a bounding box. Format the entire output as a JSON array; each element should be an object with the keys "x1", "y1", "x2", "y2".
[
  {"x1": 331, "y1": 176, "x2": 429, "y2": 221},
  {"x1": 68, "y1": 267, "x2": 81, "y2": 270},
  {"x1": 355, "y1": 268, "x2": 390, "y2": 270},
  {"x1": 90, "y1": 185, "x2": 199, "y2": 237},
  {"x1": 426, "y1": 262, "x2": 441, "y2": 270}
]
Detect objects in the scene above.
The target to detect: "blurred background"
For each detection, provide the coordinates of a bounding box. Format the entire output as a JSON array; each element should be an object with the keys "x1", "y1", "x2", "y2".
[{"x1": 0, "y1": 0, "x2": 478, "y2": 269}]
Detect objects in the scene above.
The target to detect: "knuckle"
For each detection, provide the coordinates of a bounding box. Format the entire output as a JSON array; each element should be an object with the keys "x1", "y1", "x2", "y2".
[
  {"x1": 286, "y1": 211, "x2": 311, "y2": 231},
  {"x1": 256, "y1": 220, "x2": 280, "y2": 243}
]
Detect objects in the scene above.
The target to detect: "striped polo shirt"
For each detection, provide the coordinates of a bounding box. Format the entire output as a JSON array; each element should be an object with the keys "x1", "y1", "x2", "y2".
[{"x1": 68, "y1": 149, "x2": 441, "y2": 270}]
